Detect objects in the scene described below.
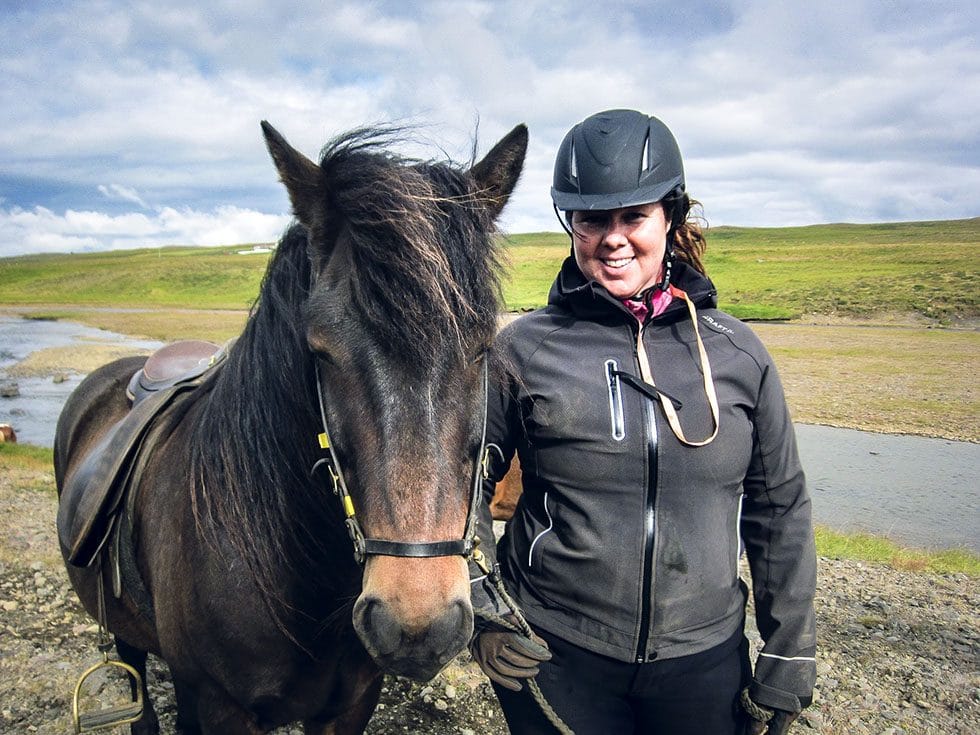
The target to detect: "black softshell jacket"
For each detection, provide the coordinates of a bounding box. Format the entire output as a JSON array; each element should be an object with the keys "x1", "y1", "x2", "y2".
[{"x1": 473, "y1": 258, "x2": 817, "y2": 713}]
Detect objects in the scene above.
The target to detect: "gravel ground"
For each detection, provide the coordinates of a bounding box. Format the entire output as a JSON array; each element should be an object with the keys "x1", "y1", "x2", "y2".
[{"x1": 0, "y1": 462, "x2": 977, "y2": 735}]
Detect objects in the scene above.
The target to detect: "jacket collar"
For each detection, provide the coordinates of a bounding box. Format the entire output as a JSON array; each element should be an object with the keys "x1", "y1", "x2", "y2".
[{"x1": 549, "y1": 256, "x2": 718, "y2": 323}]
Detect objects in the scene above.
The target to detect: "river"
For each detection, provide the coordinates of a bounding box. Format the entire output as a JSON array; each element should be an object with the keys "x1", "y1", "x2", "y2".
[
  {"x1": 0, "y1": 316, "x2": 162, "y2": 446},
  {"x1": 0, "y1": 317, "x2": 977, "y2": 552}
]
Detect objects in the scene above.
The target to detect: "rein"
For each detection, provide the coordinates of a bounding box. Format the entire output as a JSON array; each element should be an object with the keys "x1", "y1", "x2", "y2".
[{"x1": 311, "y1": 359, "x2": 490, "y2": 564}]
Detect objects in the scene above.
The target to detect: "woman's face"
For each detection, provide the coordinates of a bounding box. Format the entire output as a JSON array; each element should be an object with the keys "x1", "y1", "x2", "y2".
[{"x1": 570, "y1": 202, "x2": 669, "y2": 300}]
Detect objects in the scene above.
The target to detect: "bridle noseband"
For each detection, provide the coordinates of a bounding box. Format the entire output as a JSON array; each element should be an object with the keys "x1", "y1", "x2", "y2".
[{"x1": 311, "y1": 359, "x2": 489, "y2": 565}]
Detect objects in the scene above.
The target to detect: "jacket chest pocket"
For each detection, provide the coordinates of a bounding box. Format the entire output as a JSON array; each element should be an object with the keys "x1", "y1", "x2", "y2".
[
  {"x1": 526, "y1": 358, "x2": 631, "y2": 444},
  {"x1": 523, "y1": 358, "x2": 637, "y2": 497}
]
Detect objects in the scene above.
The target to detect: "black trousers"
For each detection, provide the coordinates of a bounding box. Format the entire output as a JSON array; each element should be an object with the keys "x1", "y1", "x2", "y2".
[{"x1": 492, "y1": 626, "x2": 752, "y2": 735}]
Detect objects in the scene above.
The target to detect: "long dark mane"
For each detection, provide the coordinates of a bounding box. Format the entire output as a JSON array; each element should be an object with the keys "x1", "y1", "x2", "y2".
[{"x1": 189, "y1": 128, "x2": 505, "y2": 633}]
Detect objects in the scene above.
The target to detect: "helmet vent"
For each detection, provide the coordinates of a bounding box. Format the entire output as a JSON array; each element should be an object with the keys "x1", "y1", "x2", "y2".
[
  {"x1": 641, "y1": 132, "x2": 650, "y2": 176},
  {"x1": 569, "y1": 144, "x2": 578, "y2": 182}
]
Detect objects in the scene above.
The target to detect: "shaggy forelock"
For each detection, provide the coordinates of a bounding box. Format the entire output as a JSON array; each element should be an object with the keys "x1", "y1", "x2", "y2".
[{"x1": 316, "y1": 130, "x2": 503, "y2": 362}]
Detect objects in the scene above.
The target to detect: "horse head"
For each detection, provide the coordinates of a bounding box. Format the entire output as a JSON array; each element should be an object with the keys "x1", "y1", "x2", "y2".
[{"x1": 262, "y1": 121, "x2": 527, "y2": 680}]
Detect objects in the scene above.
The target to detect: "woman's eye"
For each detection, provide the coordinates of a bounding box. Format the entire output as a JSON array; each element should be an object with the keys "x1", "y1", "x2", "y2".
[{"x1": 577, "y1": 216, "x2": 605, "y2": 231}]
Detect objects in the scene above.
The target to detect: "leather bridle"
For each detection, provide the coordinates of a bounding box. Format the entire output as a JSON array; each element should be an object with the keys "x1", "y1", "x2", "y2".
[{"x1": 311, "y1": 359, "x2": 489, "y2": 565}]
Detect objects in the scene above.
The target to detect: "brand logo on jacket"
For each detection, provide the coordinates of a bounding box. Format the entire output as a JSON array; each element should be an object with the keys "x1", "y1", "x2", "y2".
[{"x1": 700, "y1": 314, "x2": 734, "y2": 334}]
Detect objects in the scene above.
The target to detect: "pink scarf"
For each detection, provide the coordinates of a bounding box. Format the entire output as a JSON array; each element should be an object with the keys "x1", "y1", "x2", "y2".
[{"x1": 622, "y1": 289, "x2": 673, "y2": 323}]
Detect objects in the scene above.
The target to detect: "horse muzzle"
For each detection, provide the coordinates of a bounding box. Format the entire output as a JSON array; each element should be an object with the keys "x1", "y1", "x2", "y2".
[{"x1": 352, "y1": 556, "x2": 474, "y2": 681}]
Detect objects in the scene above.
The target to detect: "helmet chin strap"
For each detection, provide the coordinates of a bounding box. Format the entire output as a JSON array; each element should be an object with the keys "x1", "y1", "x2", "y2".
[
  {"x1": 553, "y1": 203, "x2": 574, "y2": 238},
  {"x1": 657, "y1": 245, "x2": 674, "y2": 292},
  {"x1": 658, "y1": 186, "x2": 685, "y2": 291}
]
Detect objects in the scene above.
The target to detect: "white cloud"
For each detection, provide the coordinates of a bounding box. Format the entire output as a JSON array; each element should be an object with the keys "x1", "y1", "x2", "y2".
[
  {"x1": 98, "y1": 184, "x2": 150, "y2": 209},
  {"x1": 0, "y1": 0, "x2": 977, "y2": 256},
  {"x1": 0, "y1": 205, "x2": 290, "y2": 256}
]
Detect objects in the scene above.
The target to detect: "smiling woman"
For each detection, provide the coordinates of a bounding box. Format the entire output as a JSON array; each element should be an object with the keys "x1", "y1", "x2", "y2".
[{"x1": 470, "y1": 109, "x2": 816, "y2": 735}]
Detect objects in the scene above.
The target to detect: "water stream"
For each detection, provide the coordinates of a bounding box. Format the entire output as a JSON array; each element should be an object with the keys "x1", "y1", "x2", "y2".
[{"x1": 0, "y1": 316, "x2": 162, "y2": 446}]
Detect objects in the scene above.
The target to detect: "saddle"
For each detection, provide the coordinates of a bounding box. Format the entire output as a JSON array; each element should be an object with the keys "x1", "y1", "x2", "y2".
[{"x1": 58, "y1": 340, "x2": 229, "y2": 569}]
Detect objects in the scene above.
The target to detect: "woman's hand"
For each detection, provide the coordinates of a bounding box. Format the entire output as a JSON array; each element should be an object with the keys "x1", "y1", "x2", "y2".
[
  {"x1": 741, "y1": 687, "x2": 802, "y2": 735},
  {"x1": 469, "y1": 616, "x2": 552, "y2": 691}
]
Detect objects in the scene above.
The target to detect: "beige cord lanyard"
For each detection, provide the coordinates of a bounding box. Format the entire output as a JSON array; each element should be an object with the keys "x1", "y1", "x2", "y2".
[{"x1": 635, "y1": 285, "x2": 719, "y2": 447}]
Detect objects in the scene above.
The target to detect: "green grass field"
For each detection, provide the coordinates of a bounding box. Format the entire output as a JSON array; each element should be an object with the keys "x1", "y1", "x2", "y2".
[
  {"x1": 0, "y1": 245, "x2": 269, "y2": 309},
  {"x1": 2, "y1": 218, "x2": 978, "y2": 322}
]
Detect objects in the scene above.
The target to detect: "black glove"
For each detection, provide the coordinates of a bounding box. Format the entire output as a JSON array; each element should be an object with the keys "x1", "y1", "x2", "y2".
[
  {"x1": 469, "y1": 615, "x2": 552, "y2": 691},
  {"x1": 741, "y1": 688, "x2": 800, "y2": 735}
]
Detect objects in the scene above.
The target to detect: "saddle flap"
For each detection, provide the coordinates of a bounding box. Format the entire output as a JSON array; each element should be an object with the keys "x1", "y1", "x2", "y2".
[
  {"x1": 59, "y1": 340, "x2": 229, "y2": 569},
  {"x1": 57, "y1": 387, "x2": 179, "y2": 567}
]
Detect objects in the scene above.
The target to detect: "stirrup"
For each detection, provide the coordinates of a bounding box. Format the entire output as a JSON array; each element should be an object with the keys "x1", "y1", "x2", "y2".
[{"x1": 71, "y1": 656, "x2": 144, "y2": 733}]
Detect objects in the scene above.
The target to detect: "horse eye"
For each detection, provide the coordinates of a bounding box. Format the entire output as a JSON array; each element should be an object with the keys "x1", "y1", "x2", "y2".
[
  {"x1": 307, "y1": 330, "x2": 337, "y2": 363},
  {"x1": 314, "y1": 349, "x2": 336, "y2": 366},
  {"x1": 307, "y1": 341, "x2": 337, "y2": 367}
]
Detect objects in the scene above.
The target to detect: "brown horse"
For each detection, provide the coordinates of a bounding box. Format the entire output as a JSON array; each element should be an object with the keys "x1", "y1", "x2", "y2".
[{"x1": 54, "y1": 121, "x2": 527, "y2": 734}]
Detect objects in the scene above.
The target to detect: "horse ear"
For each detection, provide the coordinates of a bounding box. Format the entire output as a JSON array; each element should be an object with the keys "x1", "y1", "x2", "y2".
[
  {"x1": 261, "y1": 121, "x2": 322, "y2": 226},
  {"x1": 471, "y1": 124, "x2": 528, "y2": 220}
]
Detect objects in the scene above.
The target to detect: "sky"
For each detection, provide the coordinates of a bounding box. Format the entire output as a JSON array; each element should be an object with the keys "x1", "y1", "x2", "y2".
[{"x1": 1, "y1": 0, "x2": 978, "y2": 257}]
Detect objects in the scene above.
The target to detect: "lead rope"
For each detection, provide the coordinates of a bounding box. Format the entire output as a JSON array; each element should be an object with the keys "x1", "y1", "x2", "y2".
[
  {"x1": 740, "y1": 687, "x2": 774, "y2": 723},
  {"x1": 471, "y1": 546, "x2": 575, "y2": 735}
]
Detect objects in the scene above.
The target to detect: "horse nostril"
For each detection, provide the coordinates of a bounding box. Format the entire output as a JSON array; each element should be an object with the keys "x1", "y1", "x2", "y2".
[
  {"x1": 433, "y1": 599, "x2": 472, "y2": 640},
  {"x1": 431, "y1": 599, "x2": 473, "y2": 664},
  {"x1": 353, "y1": 595, "x2": 396, "y2": 655}
]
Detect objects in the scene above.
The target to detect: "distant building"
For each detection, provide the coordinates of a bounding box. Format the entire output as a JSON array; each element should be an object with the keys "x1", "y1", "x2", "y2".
[{"x1": 236, "y1": 244, "x2": 275, "y2": 255}]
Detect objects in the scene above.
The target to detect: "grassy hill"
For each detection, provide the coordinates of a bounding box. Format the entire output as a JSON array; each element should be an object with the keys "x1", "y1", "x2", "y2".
[{"x1": 1, "y1": 218, "x2": 978, "y2": 323}]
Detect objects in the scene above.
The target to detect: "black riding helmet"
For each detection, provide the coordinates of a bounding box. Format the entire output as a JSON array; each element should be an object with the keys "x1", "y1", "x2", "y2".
[
  {"x1": 552, "y1": 109, "x2": 687, "y2": 291},
  {"x1": 551, "y1": 109, "x2": 685, "y2": 212}
]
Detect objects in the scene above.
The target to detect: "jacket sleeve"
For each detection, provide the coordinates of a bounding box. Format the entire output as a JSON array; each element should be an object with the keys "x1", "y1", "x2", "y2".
[
  {"x1": 469, "y1": 350, "x2": 521, "y2": 614},
  {"x1": 740, "y1": 357, "x2": 817, "y2": 713}
]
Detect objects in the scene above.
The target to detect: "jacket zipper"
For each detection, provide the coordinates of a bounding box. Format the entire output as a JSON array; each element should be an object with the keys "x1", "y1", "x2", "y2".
[
  {"x1": 634, "y1": 323, "x2": 658, "y2": 663},
  {"x1": 604, "y1": 359, "x2": 626, "y2": 441}
]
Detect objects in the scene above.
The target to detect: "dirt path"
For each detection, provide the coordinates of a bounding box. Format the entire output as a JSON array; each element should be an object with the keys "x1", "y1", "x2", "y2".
[{"x1": 1, "y1": 455, "x2": 977, "y2": 734}]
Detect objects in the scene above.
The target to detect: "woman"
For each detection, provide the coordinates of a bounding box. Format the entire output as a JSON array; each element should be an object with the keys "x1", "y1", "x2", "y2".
[{"x1": 469, "y1": 109, "x2": 816, "y2": 735}]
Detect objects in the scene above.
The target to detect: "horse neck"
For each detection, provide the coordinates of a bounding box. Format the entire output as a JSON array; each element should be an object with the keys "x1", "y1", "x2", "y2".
[
  {"x1": 191, "y1": 319, "x2": 362, "y2": 619},
  {"x1": 203, "y1": 313, "x2": 321, "y2": 490}
]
